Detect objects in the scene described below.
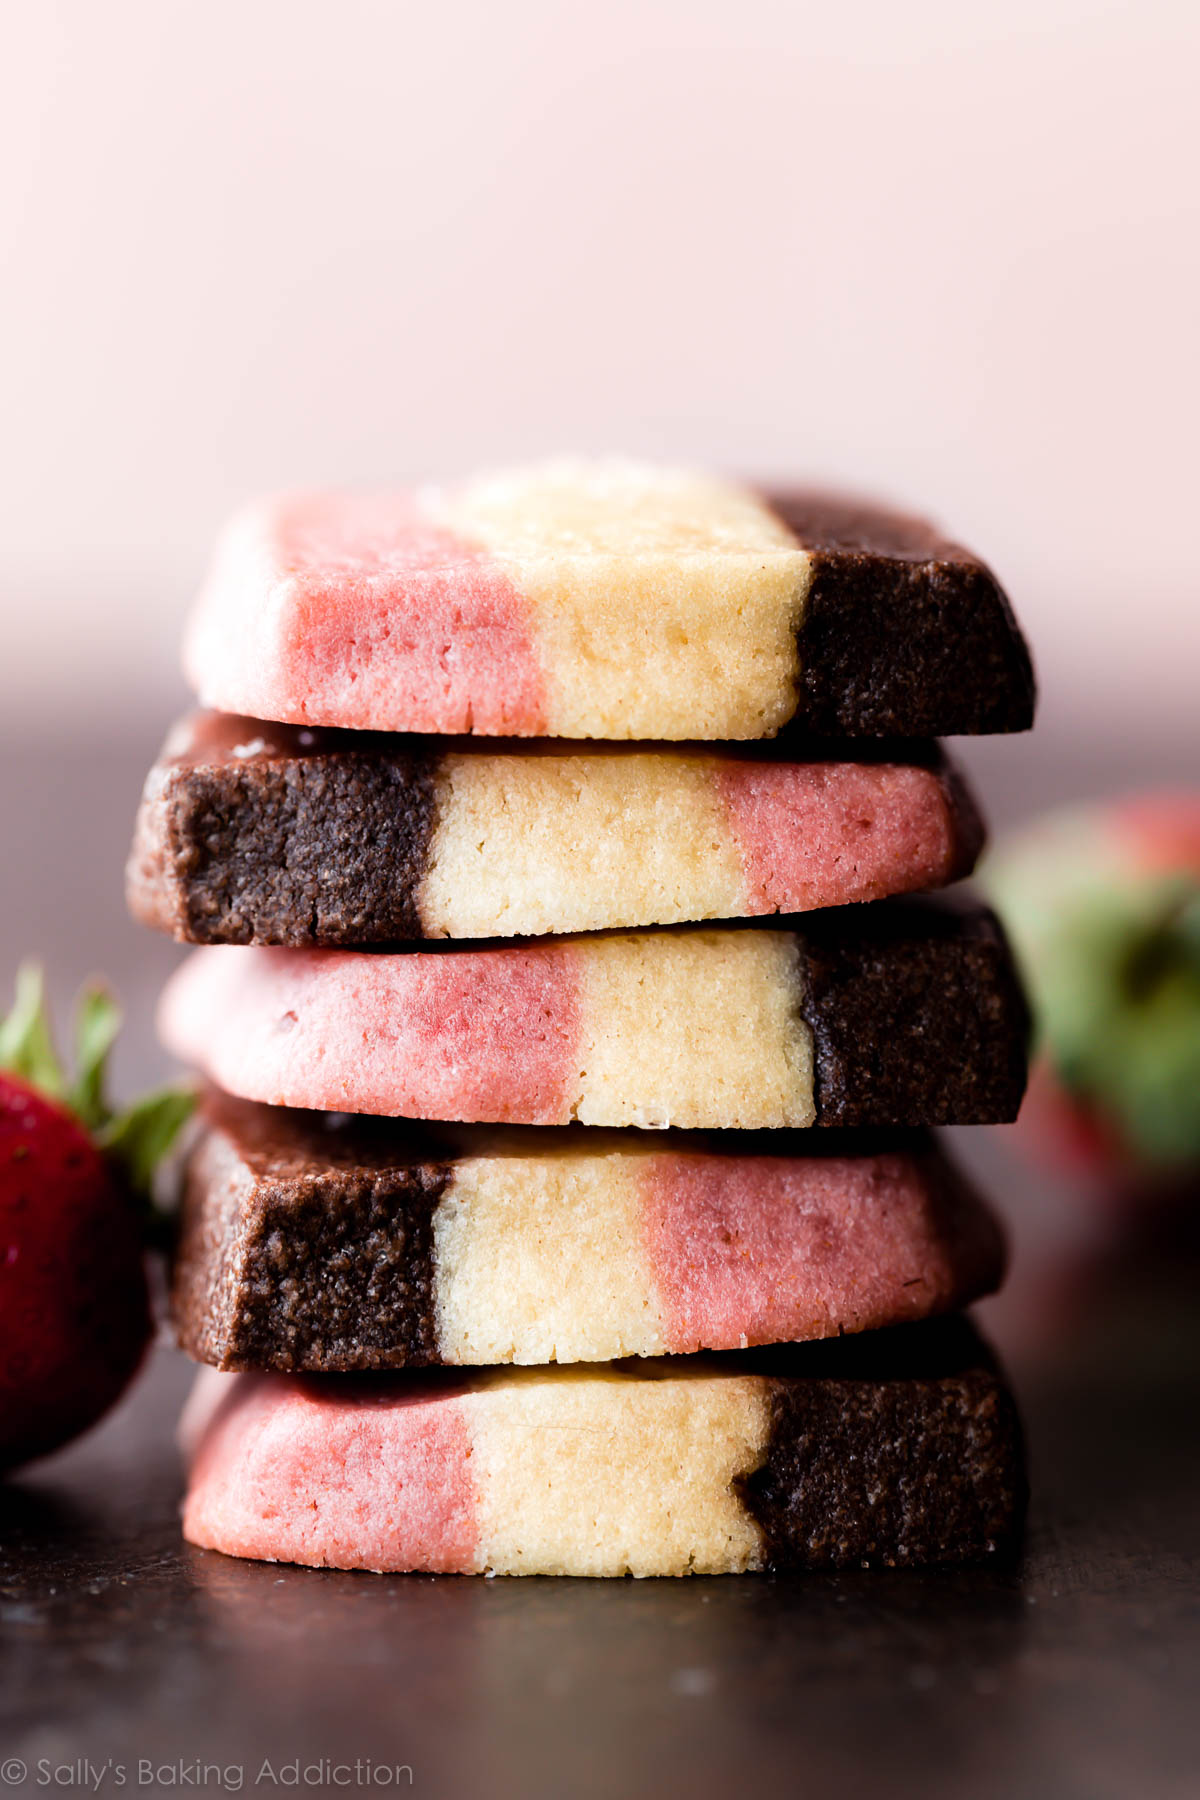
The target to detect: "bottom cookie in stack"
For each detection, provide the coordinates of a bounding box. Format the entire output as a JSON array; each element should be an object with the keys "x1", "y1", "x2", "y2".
[
  {"x1": 172, "y1": 1095, "x2": 1025, "y2": 1576},
  {"x1": 180, "y1": 1320, "x2": 1023, "y2": 1578}
]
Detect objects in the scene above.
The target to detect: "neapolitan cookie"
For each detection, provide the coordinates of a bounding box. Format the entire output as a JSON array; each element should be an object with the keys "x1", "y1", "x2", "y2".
[
  {"x1": 180, "y1": 1317, "x2": 1025, "y2": 1576},
  {"x1": 183, "y1": 463, "x2": 1034, "y2": 742},
  {"x1": 172, "y1": 1092, "x2": 1005, "y2": 1372},
  {"x1": 128, "y1": 712, "x2": 984, "y2": 946},
  {"x1": 158, "y1": 901, "x2": 1029, "y2": 1130}
]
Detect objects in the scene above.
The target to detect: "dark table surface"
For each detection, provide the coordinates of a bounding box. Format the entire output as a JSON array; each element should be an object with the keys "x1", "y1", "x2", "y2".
[{"x1": 1, "y1": 724, "x2": 1198, "y2": 1800}]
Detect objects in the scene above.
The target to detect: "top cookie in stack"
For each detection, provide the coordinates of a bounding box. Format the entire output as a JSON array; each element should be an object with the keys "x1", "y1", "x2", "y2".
[{"x1": 178, "y1": 461, "x2": 1033, "y2": 743}]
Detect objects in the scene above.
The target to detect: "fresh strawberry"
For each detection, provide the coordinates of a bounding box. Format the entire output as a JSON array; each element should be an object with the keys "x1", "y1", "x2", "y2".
[
  {"x1": 0, "y1": 965, "x2": 193, "y2": 1473},
  {"x1": 1114, "y1": 793, "x2": 1200, "y2": 876},
  {"x1": 983, "y1": 792, "x2": 1200, "y2": 1183}
]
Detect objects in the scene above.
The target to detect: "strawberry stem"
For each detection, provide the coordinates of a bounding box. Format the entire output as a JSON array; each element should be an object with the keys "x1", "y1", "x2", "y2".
[
  {"x1": 0, "y1": 961, "x2": 195, "y2": 1228},
  {"x1": 100, "y1": 1088, "x2": 197, "y2": 1205},
  {"x1": 0, "y1": 963, "x2": 69, "y2": 1103},
  {"x1": 70, "y1": 982, "x2": 122, "y2": 1130}
]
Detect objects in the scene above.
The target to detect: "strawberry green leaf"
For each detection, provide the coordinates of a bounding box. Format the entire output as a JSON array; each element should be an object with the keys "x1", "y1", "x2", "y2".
[
  {"x1": 0, "y1": 962, "x2": 69, "y2": 1102},
  {"x1": 101, "y1": 1085, "x2": 197, "y2": 1205},
  {"x1": 3, "y1": 962, "x2": 196, "y2": 1237},
  {"x1": 70, "y1": 982, "x2": 122, "y2": 1132}
]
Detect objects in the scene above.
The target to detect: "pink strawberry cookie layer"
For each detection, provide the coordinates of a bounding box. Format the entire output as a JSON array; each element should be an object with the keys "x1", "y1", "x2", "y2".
[
  {"x1": 184, "y1": 492, "x2": 546, "y2": 738},
  {"x1": 184, "y1": 1373, "x2": 478, "y2": 1573},
  {"x1": 716, "y1": 759, "x2": 972, "y2": 915},
  {"x1": 163, "y1": 943, "x2": 579, "y2": 1124},
  {"x1": 159, "y1": 928, "x2": 816, "y2": 1130},
  {"x1": 641, "y1": 1150, "x2": 997, "y2": 1353}
]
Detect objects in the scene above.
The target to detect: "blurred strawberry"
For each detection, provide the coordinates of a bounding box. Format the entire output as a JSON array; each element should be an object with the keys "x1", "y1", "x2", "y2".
[
  {"x1": 0, "y1": 965, "x2": 193, "y2": 1473},
  {"x1": 982, "y1": 792, "x2": 1200, "y2": 1181}
]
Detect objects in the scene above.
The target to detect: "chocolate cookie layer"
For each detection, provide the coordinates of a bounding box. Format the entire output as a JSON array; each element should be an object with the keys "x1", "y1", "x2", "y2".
[
  {"x1": 174, "y1": 1097, "x2": 451, "y2": 1372},
  {"x1": 738, "y1": 1320, "x2": 1026, "y2": 1568},
  {"x1": 127, "y1": 712, "x2": 985, "y2": 947},
  {"x1": 173, "y1": 1092, "x2": 1006, "y2": 1373},
  {"x1": 799, "y1": 898, "x2": 1031, "y2": 1128},
  {"x1": 128, "y1": 714, "x2": 438, "y2": 946},
  {"x1": 158, "y1": 899, "x2": 1030, "y2": 1131},
  {"x1": 180, "y1": 1316, "x2": 1025, "y2": 1575},
  {"x1": 771, "y1": 491, "x2": 1035, "y2": 737}
]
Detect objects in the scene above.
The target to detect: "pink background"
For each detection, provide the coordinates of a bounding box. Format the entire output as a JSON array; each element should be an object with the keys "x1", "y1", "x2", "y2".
[{"x1": 3, "y1": 0, "x2": 1198, "y2": 744}]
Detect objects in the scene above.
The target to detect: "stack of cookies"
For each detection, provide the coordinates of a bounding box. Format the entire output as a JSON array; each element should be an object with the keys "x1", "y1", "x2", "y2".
[{"x1": 128, "y1": 461, "x2": 1035, "y2": 1578}]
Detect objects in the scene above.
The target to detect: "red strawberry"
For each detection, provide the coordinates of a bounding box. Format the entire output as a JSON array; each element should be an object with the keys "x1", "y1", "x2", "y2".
[
  {"x1": 1115, "y1": 792, "x2": 1200, "y2": 875},
  {"x1": 984, "y1": 790, "x2": 1200, "y2": 1188},
  {"x1": 0, "y1": 966, "x2": 193, "y2": 1473}
]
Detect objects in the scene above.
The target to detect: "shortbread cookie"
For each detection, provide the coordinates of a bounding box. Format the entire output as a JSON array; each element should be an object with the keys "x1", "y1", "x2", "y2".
[
  {"x1": 180, "y1": 1317, "x2": 1025, "y2": 1575},
  {"x1": 128, "y1": 713, "x2": 984, "y2": 946},
  {"x1": 172, "y1": 1092, "x2": 1004, "y2": 1372},
  {"x1": 183, "y1": 462, "x2": 1034, "y2": 741},
  {"x1": 158, "y1": 902, "x2": 1029, "y2": 1130}
]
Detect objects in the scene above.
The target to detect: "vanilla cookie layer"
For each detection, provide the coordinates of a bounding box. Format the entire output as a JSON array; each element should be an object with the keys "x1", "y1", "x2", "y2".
[
  {"x1": 436, "y1": 462, "x2": 807, "y2": 740},
  {"x1": 420, "y1": 749, "x2": 744, "y2": 937}
]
